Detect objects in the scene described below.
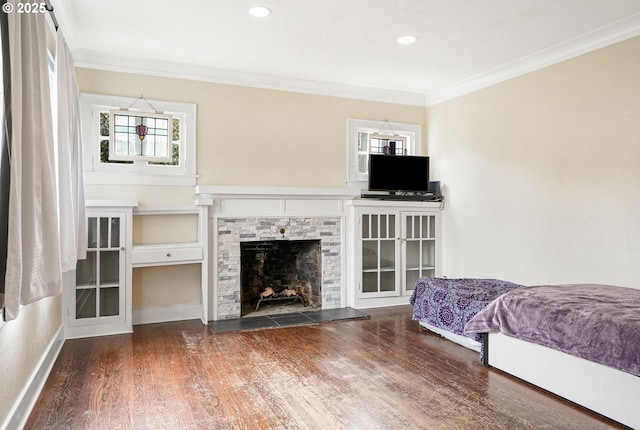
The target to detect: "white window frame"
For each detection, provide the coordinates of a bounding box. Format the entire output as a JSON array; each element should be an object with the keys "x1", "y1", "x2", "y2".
[
  {"x1": 80, "y1": 93, "x2": 197, "y2": 186},
  {"x1": 346, "y1": 118, "x2": 422, "y2": 190}
]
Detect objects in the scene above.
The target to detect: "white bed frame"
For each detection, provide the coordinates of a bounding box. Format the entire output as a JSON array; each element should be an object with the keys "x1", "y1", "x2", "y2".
[{"x1": 487, "y1": 332, "x2": 640, "y2": 429}]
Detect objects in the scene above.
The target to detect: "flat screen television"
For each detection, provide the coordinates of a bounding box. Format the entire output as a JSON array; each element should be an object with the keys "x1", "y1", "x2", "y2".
[{"x1": 368, "y1": 154, "x2": 430, "y2": 194}]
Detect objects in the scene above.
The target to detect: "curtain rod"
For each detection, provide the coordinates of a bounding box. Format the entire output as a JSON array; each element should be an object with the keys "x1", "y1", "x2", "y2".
[{"x1": 43, "y1": 0, "x2": 59, "y2": 31}]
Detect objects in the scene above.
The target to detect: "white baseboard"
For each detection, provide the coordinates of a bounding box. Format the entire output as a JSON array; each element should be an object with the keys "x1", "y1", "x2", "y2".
[
  {"x1": 2, "y1": 325, "x2": 65, "y2": 430},
  {"x1": 132, "y1": 303, "x2": 202, "y2": 325},
  {"x1": 353, "y1": 296, "x2": 413, "y2": 310}
]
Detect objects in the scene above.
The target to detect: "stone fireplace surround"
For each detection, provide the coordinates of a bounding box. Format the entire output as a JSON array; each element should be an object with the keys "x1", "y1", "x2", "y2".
[
  {"x1": 196, "y1": 186, "x2": 359, "y2": 321},
  {"x1": 217, "y1": 216, "x2": 341, "y2": 320}
]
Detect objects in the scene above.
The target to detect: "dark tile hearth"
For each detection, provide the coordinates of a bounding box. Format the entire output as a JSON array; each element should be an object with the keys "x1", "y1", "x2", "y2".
[{"x1": 209, "y1": 307, "x2": 369, "y2": 334}]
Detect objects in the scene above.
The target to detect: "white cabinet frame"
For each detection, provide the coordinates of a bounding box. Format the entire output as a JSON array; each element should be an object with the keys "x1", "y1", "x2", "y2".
[
  {"x1": 347, "y1": 200, "x2": 442, "y2": 309},
  {"x1": 64, "y1": 200, "x2": 137, "y2": 339}
]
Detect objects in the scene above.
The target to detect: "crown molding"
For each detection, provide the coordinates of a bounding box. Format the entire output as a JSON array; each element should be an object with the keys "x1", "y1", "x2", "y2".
[
  {"x1": 72, "y1": 49, "x2": 426, "y2": 107},
  {"x1": 71, "y1": 11, "x2": 640, "y2": 108},
  {"x1": 424, "y1": 12, "x2": 640, "y2": 106}
]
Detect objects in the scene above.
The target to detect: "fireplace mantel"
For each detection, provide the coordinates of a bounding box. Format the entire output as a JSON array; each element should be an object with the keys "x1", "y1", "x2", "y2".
[
  {"x1": 196, "y1": 185, "x2": 360, "y2": 218},
  {"x1": 195, "y1": 185, "x2": 360, "y2": 200}
]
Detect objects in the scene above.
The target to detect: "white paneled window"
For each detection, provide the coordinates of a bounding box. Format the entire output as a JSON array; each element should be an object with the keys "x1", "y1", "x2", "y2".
[
  {"x1": 80, "y1": 94, "x2": 196, "y2": 186},
  {"x1": 109, "y1": 110, "x2": 173, "y2": 162},
  {"x1": 347, "y1": 118, "x2": 421, "y2": 189}
]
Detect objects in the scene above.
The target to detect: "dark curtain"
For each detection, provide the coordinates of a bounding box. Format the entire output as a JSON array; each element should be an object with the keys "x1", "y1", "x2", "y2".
[{"x1": 0, "y1": 0, "x2": 11, "y2": 295}]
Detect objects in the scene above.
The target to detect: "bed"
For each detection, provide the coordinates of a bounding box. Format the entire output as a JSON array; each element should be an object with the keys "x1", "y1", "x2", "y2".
[
  {"x1": 464, "y1": 284, "x2": 640, "y2": 429},
  {"x1": 409, "y1": 277, "x2": 524, "y2": 353}
]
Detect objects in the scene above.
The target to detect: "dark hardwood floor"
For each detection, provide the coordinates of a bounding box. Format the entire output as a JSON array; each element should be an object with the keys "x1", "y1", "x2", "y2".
[{"x1": 25, "y1": 305, "x2": 627, "y2": 430}]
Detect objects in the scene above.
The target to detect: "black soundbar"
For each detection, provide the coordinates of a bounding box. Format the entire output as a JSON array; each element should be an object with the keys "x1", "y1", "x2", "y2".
[{"x1": 360, "y1": 193, "x2": 441, "y2": 202}]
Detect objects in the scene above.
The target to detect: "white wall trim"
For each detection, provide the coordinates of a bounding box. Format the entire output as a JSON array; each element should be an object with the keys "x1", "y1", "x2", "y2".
[
  {"x1": 85, "y1": 199, "x2": 138, "y2": 208},
  {"x1": 425, "y1": 12, "x2": 640, "y2": 106},
  {"x1": 2, "y1": 325, "x2": 65, "y2": 430},
  {"x1": 132, "y1": 303, "x2": 202, "y2": 325},
  {"x1": 73, "y1": 49, "x2": 427, "y2": 107}
]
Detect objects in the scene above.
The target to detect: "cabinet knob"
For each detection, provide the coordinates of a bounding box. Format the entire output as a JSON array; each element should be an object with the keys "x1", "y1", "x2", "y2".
[{"x1": 166, "y1": 253, "x2": 171, "y2": 257}]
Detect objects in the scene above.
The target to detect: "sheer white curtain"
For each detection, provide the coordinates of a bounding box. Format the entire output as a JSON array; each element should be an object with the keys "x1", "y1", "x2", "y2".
[
  {"x1": 3, "y1": 12, "x2": 61, "y2": 320},
  {"x1": 55, "y1": 33, "x2": 87, "y2": 269},
  {"x1": 0, "y1": 7, "x2": 10, "y2": 301}
]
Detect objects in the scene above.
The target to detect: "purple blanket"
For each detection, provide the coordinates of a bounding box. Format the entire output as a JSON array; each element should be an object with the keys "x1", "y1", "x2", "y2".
[
  {"x1": 464, "y1": 284, "x2": 640, "y2": 376},
  {"x1": 409, "y1": 278, "x2": 524, "y2": 343}
]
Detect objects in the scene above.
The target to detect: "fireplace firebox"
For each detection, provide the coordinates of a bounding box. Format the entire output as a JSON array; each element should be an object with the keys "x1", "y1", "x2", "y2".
[{"x1": 240, "y1": 240, "x2": 321, "y2": 316}]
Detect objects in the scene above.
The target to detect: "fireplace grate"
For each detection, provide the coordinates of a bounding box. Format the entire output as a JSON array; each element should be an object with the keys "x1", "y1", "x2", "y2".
[{"x1": 255, "y1": 293, "x2": 307, "y2": 312}]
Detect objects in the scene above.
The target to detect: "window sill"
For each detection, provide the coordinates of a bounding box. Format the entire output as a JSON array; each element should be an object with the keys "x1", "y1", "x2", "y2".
[{"x1": 84, "y1": 172, "x2": 197, "y2": 186}]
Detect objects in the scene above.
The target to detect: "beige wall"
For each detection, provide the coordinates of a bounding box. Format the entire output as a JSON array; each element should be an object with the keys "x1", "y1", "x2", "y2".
[
  {"x1": 0, "y1": 296, "x2": 62, "y2": 427},
  {"x1": 133, "y1": 214, "x2": 198, "y2": 245},
  {"x1": 76, "y1": 68, "x2": 427, "y2": 190},
  {"x1": 428, "y1": 36, "x2": 640, "y2": 287},
  {"x1": 132, "y1": 264, "x2": 202, "y2": 309},
  {"x1": 76, "y1": 69, "x2": 427, "y2": 309}
]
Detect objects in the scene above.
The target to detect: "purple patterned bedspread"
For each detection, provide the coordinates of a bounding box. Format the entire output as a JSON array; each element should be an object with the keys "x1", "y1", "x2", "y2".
[
  {"x1": 464, "y1": 284, "x2": 640, "y2": 376},
  {"x1": 409, "y1": 278, "x2": 524, "y2": 343}
]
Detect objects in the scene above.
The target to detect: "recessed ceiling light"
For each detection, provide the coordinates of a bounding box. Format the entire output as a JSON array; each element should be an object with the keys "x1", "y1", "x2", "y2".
[
  {"x1": 397, "y1": 35, "x2": 418, "y2": 45},
  {"x1": 249, "y1": 6, "x2": 271, "y2": 17}
]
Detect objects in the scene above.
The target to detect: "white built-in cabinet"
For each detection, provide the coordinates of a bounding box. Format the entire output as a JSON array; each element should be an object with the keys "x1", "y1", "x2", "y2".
[
  {"x1": 64, "y1": 201, "x2": 136, "y2": 339},
  {"x1": 64, "y1": 200, "x2": 210, "y2": 337},
  {"x1": 347, "y1": 200, "x2": 442, "y2": 308},
  {"x1": 130, "y1": 202, "x2": 210, "y2": 326}
]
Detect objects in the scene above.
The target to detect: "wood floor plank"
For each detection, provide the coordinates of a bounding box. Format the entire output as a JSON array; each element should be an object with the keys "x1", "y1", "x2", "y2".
[{"x1": 25, "y1": 306, "x2": 628, "y2": 429}]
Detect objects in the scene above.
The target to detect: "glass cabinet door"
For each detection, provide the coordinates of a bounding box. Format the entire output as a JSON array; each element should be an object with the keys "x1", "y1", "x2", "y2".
[
  {"x1": 75, "y1": 215, "x2": 123, "y2": 320},
  {"x1": 403, "y1": 214, "x2": 436, "y2": 294},
  {"x1": 361, "y1": 213, "x2": 398, "y2": 295}
]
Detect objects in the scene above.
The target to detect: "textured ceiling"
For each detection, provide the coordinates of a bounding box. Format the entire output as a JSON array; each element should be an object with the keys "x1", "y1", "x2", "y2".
[{"x1": 52, "y1": 0, "x2": 640, "y2": 105}]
